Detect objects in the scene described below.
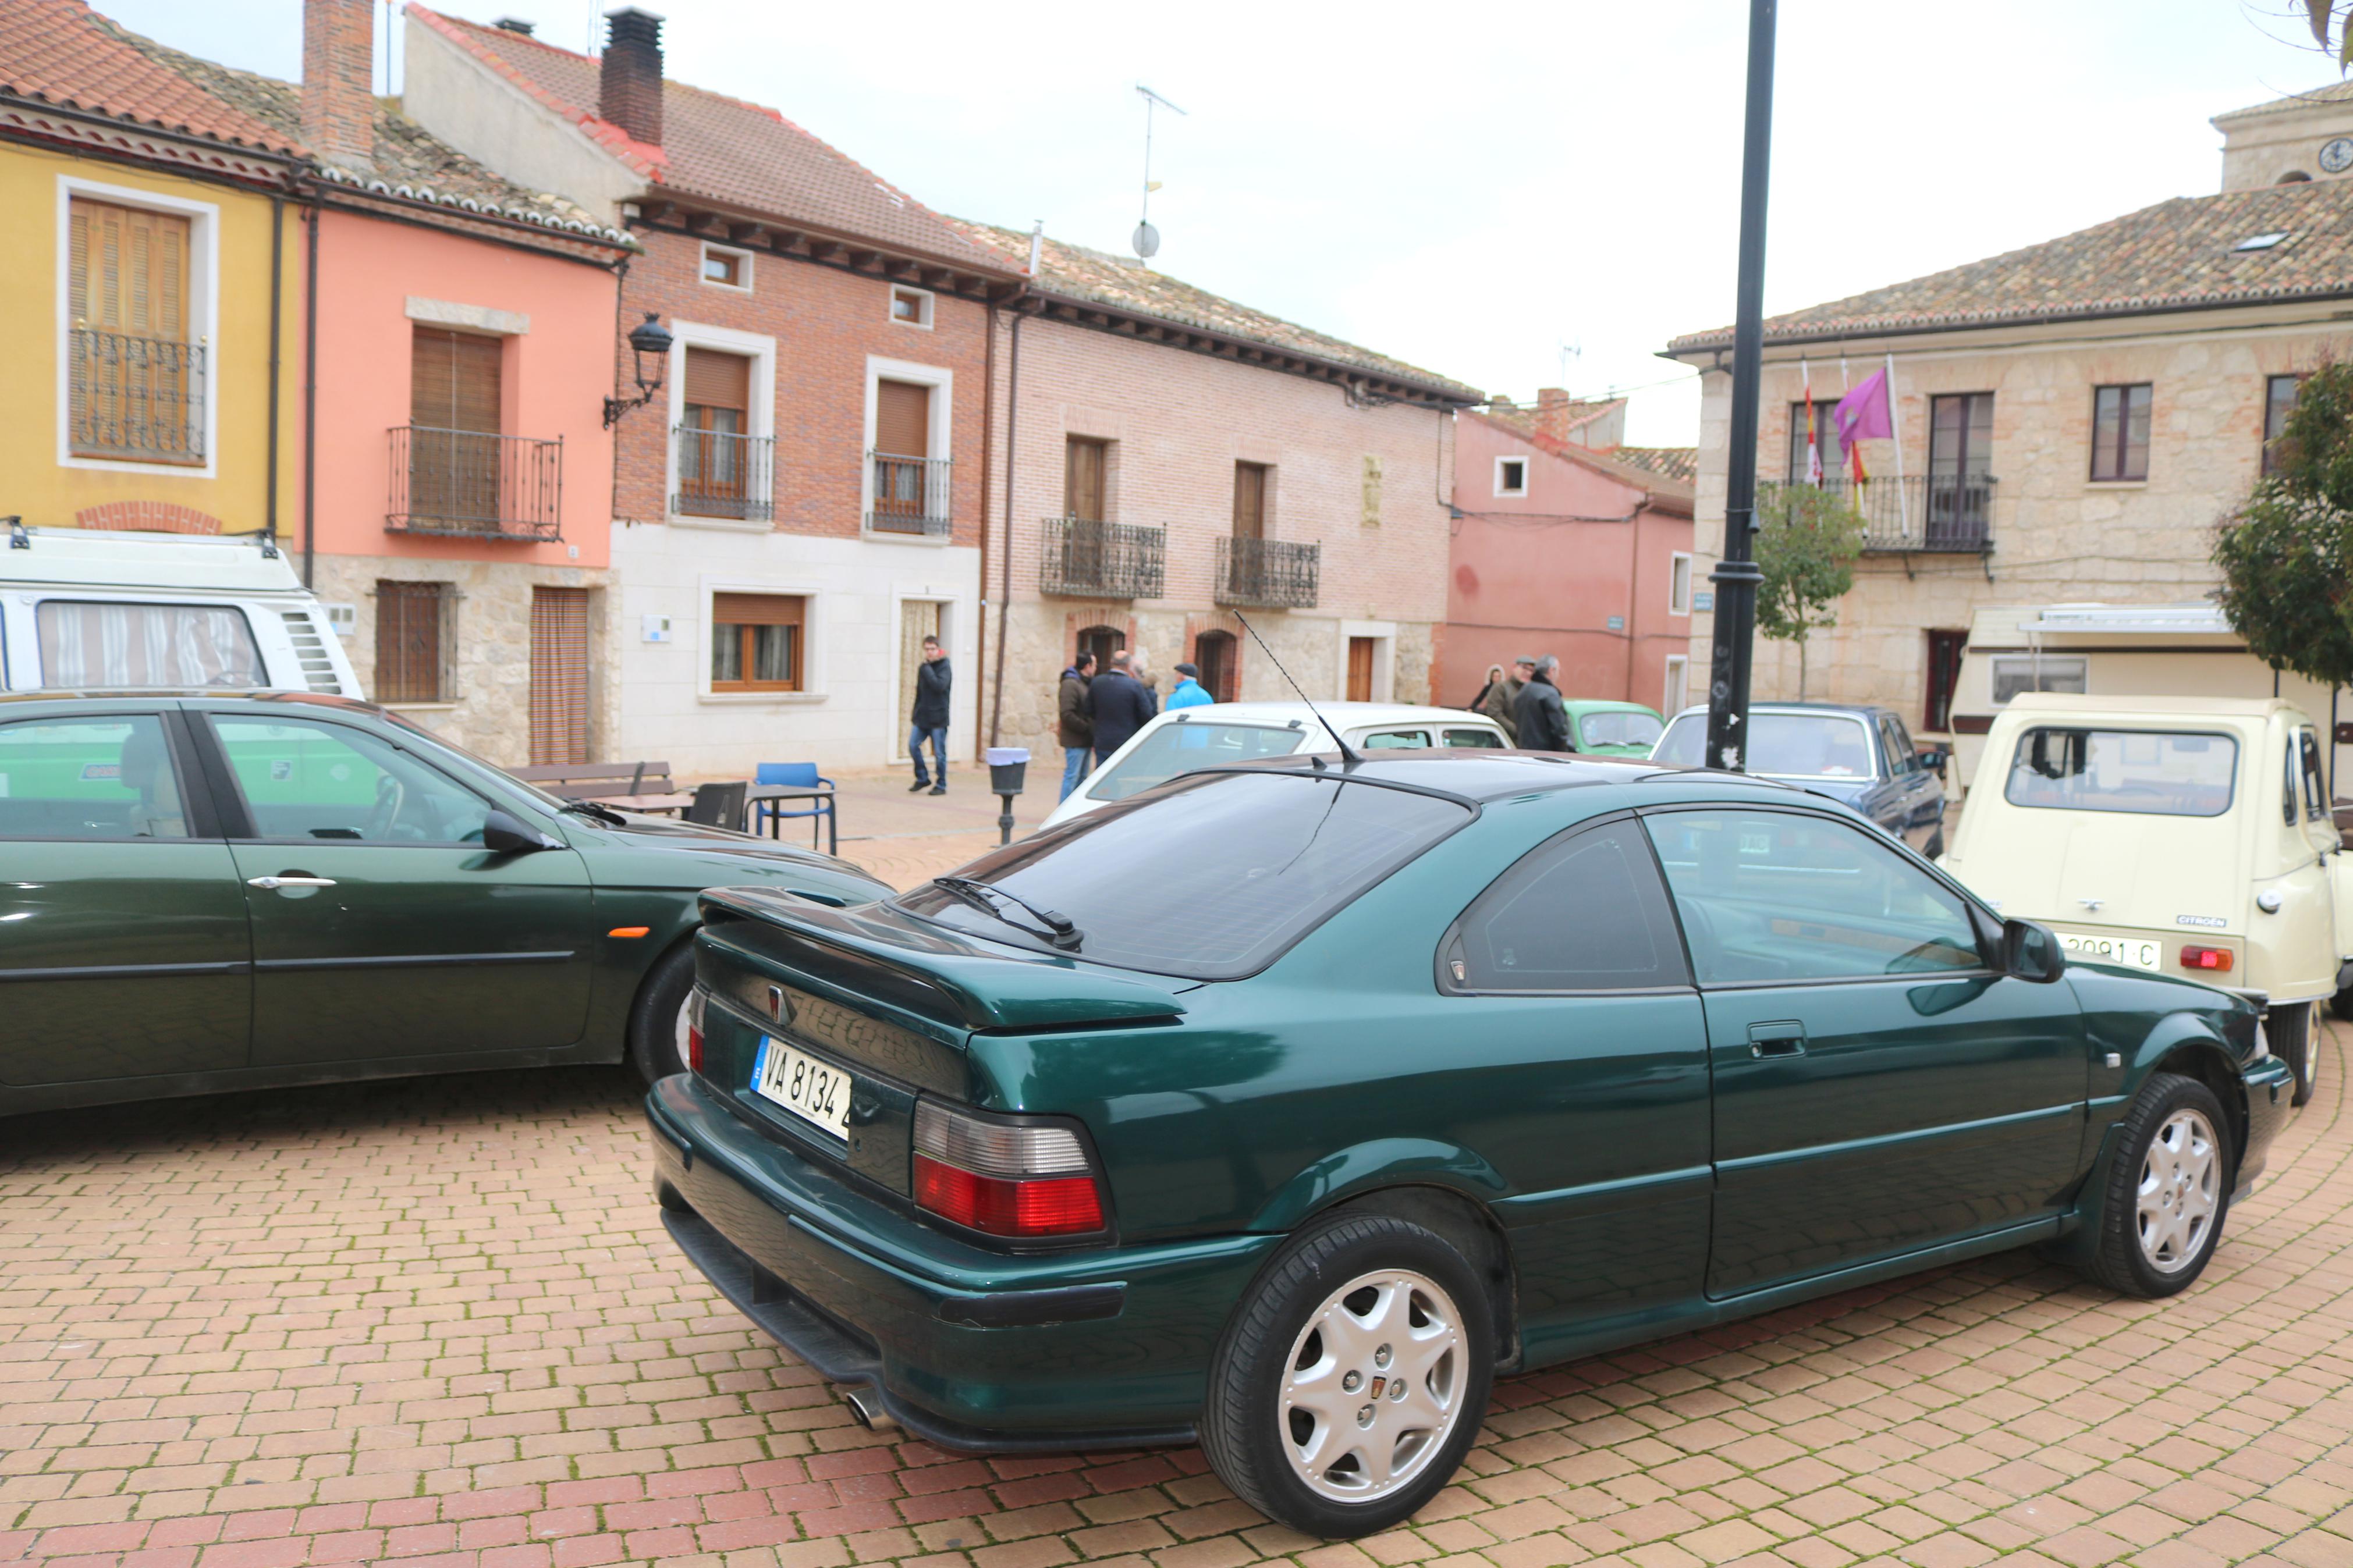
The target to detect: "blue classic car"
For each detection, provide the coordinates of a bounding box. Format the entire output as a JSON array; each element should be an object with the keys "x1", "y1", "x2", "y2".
[{"x1": 1653, "y1": 702, "x2": 1949, "y2": 856}]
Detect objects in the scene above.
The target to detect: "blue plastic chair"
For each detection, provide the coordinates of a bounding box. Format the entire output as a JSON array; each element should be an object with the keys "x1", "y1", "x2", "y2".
[{"x1": 753, "y1": 762, "x2": 837, "y2": 855}]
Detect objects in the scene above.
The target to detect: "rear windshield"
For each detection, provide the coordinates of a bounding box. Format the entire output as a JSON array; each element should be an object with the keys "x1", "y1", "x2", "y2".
[
  {"x1": 1652, "y1": 711, "x2": 1876, "y2": 778},
  {"x1": 2004, "y1": 728, "x2": 2238, "y2": 817},
  {"x1": 37, "y1": 600, "x2": 263, "y2": 688},
  {"x1": 1085, "y1": 721, "x2": 1302, "y2": 801},
  {"x1": 1580, "y1": 710, "x2": 1663, "y2": 749},
  {"x1": 900, "y1": 771, "x2": 1472, "y2": 979}
]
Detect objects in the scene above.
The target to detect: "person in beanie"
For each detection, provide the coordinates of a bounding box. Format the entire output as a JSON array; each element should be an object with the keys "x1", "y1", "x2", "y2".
[
  {"x1": 1514, "y1": 654, "x2": 1573, "y2": 752},
  {"x1": 908, "y1": 635, "x2": 952, "y2": 794},
  {"x1": 1486, "y1": 655, "x2": 1533, "y2": 743},
  {"x1": 1165, "y1": 661, "x2": 1212, "y2": 709},
  {"x1": 1057, "y1": 650, "x2": 1096, "y2": 800}
]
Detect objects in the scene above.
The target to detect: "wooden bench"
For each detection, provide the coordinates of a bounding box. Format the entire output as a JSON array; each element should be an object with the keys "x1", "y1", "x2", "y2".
[{"x1": 510, "y1": 762, "x2": 686, "y2": 814}]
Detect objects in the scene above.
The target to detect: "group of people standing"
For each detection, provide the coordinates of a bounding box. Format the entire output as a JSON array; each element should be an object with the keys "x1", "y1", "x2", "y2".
[
  {"x1": 1055, "y1": 649, "x2": 1210, "y2": 799},
  {"x1": 1468, "y1": 654, "x2": 1571, "y2": 752}
]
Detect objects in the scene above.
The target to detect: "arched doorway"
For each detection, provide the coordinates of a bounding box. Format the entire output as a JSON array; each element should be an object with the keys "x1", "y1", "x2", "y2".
[
  {"x1": 1194, "y1": 629, "x2": 1237, "y2": 702},
  {"x1": 1077, "y1": 624, "x2": 1126, "y2": 674}
]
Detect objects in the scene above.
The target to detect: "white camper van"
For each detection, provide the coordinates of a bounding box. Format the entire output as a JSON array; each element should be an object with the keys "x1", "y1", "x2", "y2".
[{"x1": 0, "y1": 525, "x2": 360, "y2": 697}]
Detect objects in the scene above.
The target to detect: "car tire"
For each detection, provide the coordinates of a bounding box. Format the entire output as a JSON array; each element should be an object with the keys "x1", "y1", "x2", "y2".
[
  {"x1": 2332, "y1": 984, "x2": 2353, "y2": 1025},
  {"x1": 2081, "y1": 1071, "x2": 2233, "y2": 1300},
  {"x1": 2273, "y1": 1001, "x2": 2319, "y2": 1109},
  {"x1": 1200, "y1": 1212, "x2": 1493, "y2": 1539},
  {"x1": 628, "y1": 939, "x2": 697, "y2": 1085}
]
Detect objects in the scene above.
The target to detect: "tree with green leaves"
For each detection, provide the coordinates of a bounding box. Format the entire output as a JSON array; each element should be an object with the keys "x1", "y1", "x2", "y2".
[
  {"x1": 2211, "y1": 359, "x2": 2353, "y2": 694},
  {"x1": 1755, "y1": 485, "x2": 1866, "y2": 701}
]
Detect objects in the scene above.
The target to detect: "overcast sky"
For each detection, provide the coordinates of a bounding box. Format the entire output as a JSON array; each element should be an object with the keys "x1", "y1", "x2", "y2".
[{"x1": 98, "y1": 1, "x2": 2343, "y2": 445}]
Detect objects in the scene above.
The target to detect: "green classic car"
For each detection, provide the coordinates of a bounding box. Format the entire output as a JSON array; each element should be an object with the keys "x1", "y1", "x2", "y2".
[
  {"x1": 1561, "y1": 699, "x2": 1666, "y2": 756},
  {"x1": 648, "y1": 751, "x2": 2292, "y2": 1537},
  {"x1": 0, "y1": 691, "x2": 887, "y2": 1115}
]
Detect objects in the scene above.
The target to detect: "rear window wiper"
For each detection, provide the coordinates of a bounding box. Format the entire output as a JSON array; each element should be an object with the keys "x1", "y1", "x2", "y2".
[
  {"x1": 557, "y1": 798, "x2": 627, "y2": 826},
  {"x1": 931, "y1": 875, "x2": 1083, "y2": 951}
]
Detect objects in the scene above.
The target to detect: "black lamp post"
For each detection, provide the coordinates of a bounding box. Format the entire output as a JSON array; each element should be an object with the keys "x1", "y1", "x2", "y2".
[
  {"x1": 602, "y1": 311, "x2": 675, "y2": 428},
  {"x1": 1703, "y1": 0, "x2": 1778, "y2": 773}
]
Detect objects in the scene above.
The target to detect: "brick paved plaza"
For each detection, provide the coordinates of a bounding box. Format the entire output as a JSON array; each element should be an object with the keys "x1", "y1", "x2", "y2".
[{"x1": 5, "y1": 957, "x2": 2351, "y2": 1568}]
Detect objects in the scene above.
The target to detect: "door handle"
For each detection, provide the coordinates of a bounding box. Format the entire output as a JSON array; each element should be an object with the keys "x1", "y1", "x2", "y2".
[
  {"x1": 1748, "y1": 1021, "x2": 1807, "y2": 1058},
  {"x1": 248, "y1": 875, "x2": 336, "y2": 890}
]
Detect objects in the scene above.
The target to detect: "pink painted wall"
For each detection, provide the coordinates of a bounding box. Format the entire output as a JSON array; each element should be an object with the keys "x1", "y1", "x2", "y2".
[
  {"x1": 1440, "y1": 413, "x2": 1692, "y2": 711},
  {"x1": 309, "y1": 208, "x2": 617, "y2": 566}
]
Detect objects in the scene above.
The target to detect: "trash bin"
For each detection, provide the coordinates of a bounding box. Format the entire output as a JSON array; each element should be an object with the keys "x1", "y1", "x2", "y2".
[{"x1": 986, "y1": 748, "x2": 1030, "y2": 844}]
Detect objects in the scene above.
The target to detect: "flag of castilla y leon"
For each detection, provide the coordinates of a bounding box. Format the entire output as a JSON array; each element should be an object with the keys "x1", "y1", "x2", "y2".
[{"x1": 1833, "y1": 368, "x2": 1893, "y2": 485}]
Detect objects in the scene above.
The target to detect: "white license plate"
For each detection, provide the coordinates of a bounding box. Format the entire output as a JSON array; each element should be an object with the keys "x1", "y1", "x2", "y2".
[
  {"x1": 750, "y1": 1036, "x2": 852, "y2": 1141},
  {"x1": 2057, "y1": 932, "x2": 2164, "y2": 971}
]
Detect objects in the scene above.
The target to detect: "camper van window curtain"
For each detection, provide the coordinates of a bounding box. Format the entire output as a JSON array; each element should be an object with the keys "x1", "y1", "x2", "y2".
[{"x1": 36, "y1": 602, "x2": 264, "y2": 688}]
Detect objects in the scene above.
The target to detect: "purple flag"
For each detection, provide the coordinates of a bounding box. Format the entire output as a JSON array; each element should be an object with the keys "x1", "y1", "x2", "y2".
[{"x1": 1833, "y1": 368, "x2": 1893, "y2": 448}]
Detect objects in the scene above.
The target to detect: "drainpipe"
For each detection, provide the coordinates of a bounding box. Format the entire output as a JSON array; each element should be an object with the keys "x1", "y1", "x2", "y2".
[
  {"x1": 988, "y1": 305, "x2": 1023, "y2": 748},
  {"x1": 975, "y1": 297, "x2": 997, "y2": 763},
  {"x1": 302, "y1": 198, "x2": 321, "y2": 588},
  {"x1": 265, "y1": 195, "x2": 283, "y2": 559}
]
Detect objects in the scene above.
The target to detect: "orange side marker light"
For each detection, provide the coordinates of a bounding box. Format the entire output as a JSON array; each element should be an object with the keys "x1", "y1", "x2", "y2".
[{"x1": 608, "y1": 926, "x2": 652, "y2": 938}]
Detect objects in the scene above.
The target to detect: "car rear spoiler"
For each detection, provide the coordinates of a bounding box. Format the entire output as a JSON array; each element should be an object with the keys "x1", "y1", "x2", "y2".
[{"x1": 700, "y1": 886, "x2": 1191, "y2": 1033}]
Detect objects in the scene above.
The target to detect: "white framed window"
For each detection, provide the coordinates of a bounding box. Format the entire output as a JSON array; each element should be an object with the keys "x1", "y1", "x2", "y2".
[
  {"x1": 56, "y1": 175, "x2": 221, "y2": 478},
  {"x1": 698, "y1": 575, "x2": 826, "y2": 703},
  {"x1": 1663, "y1": 655, "x2": 1689, "y2": 715},
  {"x1": 863, "y1": 355, "x2": 954, "y2": 542},
  {"x1": 699, "y1": 243, "x2": 753, "y2": 291},
  {"x1": 1669, "y1": 552, "x2": 1693, "y2": 615},
  {"x1": 889, "y1": 285, "x2": 935, "y2": 329},
  {"x1": 1494, "y1": 455, "x2": 1528, "y2": 497},
  {"x1": 663, "y1": 322, "x2": 776, "y2": 531},
  {"x1": 1989, "y1": 655, "x2": 2087, "y2": 705}
]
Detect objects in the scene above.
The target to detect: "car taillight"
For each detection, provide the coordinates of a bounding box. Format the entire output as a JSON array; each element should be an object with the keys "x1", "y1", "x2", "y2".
[
  {"x1": 686, "y1": 988, "x2": 706, "y2": 1073},
  {"x1": 912, "y1": 1101, "x2": 1106, "y2": 1238},
  {"x1": 2181, "y1": 944, "x2": 2234, "y2": 973}
]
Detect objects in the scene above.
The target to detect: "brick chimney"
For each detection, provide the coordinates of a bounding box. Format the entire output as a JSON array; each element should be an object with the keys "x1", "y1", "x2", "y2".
[
  {"x1": 1532, "y1": 387, "x2": 1573, "y2": 445},
  {"x1": 600, "y1": 7, "x2": 665, "y2": 148},
  {"x1": 302, "y1": 0, "x2": 375, "y2": 171}
]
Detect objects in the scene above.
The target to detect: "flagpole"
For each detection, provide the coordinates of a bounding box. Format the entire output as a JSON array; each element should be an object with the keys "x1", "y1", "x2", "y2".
[
  {"x1": 1886, "y1": 351, "x2": 1910, "y2": 541},
  {"x1": 1705, "y1": 0, "x2": 1777, "y2": 774}
]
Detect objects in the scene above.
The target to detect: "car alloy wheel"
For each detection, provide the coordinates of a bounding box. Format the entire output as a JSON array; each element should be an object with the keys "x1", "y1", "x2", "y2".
[
  {"x1": 2134, "y1": 1106, "x2": 2220, "y2": 1274},
  {"x1": 1278, "y1": 1269, "x2": 1465, "y2": 1503}
]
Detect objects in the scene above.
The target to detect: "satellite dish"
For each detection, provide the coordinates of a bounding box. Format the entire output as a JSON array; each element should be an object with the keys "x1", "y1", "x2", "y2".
[{"x1": 1131, "y1": 221, "x2": 1161, "y2": 259}]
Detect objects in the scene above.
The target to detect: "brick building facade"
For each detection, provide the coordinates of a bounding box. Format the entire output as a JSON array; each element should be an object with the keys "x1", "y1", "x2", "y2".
[{"x1": 947, "y1": 223, "x2": 1481, "y2": 759}]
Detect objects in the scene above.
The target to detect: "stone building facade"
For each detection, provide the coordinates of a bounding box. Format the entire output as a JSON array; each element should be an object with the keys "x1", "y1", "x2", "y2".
[
  {"x1": 946, "y1": 223, "x2": 1480, "y2": 760},
  {"x1": 1666, "y1": 88, "x2": 2353, "y2": 741}
]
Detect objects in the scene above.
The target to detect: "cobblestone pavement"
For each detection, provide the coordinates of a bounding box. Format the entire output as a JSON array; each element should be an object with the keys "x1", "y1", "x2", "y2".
[{"x1": 5, "y1": 1017, "x2": 2350, "y2": 1568}]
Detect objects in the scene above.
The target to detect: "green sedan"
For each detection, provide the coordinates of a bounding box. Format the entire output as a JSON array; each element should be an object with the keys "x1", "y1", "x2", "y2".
[
  {"x1": 0, "y1": 691, "x2": 887, "y2": 1115},
  {"x1": 649, "y1": 751, "x2": 2292, "y2": 1537},
  {"x1": 1561, "y1": 698, "x2": 1666, "y2": 756}
]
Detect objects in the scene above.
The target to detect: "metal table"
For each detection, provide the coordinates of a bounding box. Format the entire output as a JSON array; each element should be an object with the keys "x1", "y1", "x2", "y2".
[{"x1": 744, "y1": 783, "x2": 838, "y2": 855}]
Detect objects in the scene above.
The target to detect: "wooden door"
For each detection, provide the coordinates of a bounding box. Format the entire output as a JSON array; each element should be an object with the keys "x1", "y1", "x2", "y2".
[
  {"x1": 680, "y1": 348, "x2": 752, "y2": 511},
  {"x1": 1195, "y1": 631, "x2": 1236, "y2": 703},
  {"x1": 1346, "y1": 637, "x2": 1375, "y2": 702},
  {"x1": 1064, "y1": 438, "x2": 1108, "y2": 521},
  {"x1": 411, "y1": 328, "x2": 504, "y2": 527},
  {"x1": 1233, "y1": 461, "x2": 1268, "y2": 539},
  {"x1": 874, "y1": 380, "x2": 932, "y2": 528},
  {"x1": 530, "y1": 588, "x2": 591, "y2": 766}
]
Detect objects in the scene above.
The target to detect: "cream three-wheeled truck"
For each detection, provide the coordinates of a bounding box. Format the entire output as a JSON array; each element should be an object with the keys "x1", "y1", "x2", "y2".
[{"x1": 1943, "y1": 694, "x2": 2348, "y2": 1108}]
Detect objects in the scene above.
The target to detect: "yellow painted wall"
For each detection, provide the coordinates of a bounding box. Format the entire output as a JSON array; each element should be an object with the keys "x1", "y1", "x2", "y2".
[{"x1": 0, "y1": 140, "x2": 302, "y2": 535}]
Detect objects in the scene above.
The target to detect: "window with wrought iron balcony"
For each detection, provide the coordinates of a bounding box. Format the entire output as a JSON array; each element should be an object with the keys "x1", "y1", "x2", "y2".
[
  {"x1": 388, "y1": 328, "x2": 562, "y2": 541},
  {"x1": 1770, "y1": 394, "x2": 1997, "y2": 556},
  {"x1": 866, "y1": 377, "x2": 951, "y2": 536},
  {"x1": 672, "y1": 347, "x2": 773, "y2": 521},
  {"x1": 1213, "y1": 460, "x2": 1319, "y2": 609},
  {"x1": 1041, "y1": 436, "x2": 1165, "y2": 598},
  {"x1": 67, "y1": 198, "x2": 205, "y2": 464}
]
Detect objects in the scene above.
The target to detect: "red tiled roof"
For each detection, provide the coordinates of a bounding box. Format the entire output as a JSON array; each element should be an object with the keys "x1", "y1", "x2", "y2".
[
  {"x1": 1611, "y1": 446, "x2": 1699, "y2": 485},
  {"x1": 946, "y1": 217, "x2": 1482, "y2": 402},
  {"x1": 1667, "y1": 178, "x2": 2353, "y2": 352},
  {"x1": 0, "y1": 0, "x2": 296, "y2": 154},
  {"x1": 1464, "y1": 408, "x2": 1695, "y2": 506},
  {"x1": 408, "y1": 6, "x2": 1014, "y2": 276}
]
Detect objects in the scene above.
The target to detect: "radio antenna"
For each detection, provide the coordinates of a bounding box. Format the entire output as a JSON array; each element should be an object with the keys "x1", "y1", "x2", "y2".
[{"x1": 1232, "y1": 610, "x2": 1361, "y2": 768}]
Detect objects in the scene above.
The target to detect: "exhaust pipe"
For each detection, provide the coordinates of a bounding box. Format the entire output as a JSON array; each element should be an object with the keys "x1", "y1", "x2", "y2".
[{"x1": 840, "y1": 1386, "x2": 898, "y2": 1432}]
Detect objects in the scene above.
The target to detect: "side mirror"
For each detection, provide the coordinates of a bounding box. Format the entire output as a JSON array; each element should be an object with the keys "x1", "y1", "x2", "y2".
[
  {"x1": 482, "y1": 808, "x2": 562, "y2": 854},
  {"x1": 1917, "y1": 745, "x2": 1950, "y2": 779},
  {"x1": 2003, "y1": 918, "x2": 2067, "y2": 983}
]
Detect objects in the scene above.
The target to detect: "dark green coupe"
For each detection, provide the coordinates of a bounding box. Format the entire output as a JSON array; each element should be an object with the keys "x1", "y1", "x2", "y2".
[
  {"x1": 648, "y1": 751, "x2": 2293, "y2": 1537},
  {"x1": 0, "y1": 691, "x2": 886, "y2": 1114}
]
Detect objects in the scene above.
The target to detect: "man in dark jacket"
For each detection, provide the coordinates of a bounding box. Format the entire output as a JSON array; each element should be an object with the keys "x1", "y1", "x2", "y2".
[
  {"x1": 1485, "y1": 655, "x2": 1534, "y2": 744},
  {"x1": 908, "y1": 635, "x2": 952, "y2": 794},
  {"x1": 1085, "y1": 649, "x2": 1158, "y2": 765},
  {"x1": 1057, "y1": 652, "x2": 1095, "y2": 800},
  {"x1": 1514, "y1": 655, "x2": 1573, "y2": 752}
]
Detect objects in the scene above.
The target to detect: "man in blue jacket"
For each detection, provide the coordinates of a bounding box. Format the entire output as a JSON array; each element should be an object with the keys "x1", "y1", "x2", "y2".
[
  {"x1": 1165, "y1": 661, "x2": 1213, "y2": 710},
  {"x1": 1085, "y1": 650, "x2": 1158, "y2": 765}
]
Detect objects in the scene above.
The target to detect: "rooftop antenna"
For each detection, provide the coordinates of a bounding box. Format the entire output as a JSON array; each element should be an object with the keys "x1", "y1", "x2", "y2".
[
  {"x1": 1557, "y1": 339, "x2": 1582, "y2": 389},
  {"x1": 1231, "y1": 610, "x2": 1361, "y2": 769},
  {"x1": 1132, "y1": 84, "x2": 1186, "y2": 261}
]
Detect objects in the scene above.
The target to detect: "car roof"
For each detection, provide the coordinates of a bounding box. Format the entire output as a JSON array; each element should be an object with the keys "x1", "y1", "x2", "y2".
[
  {"x1": 1155, "y1": 701, "x2": 1504, "y2": 728},
  {"x1": 2003, "y1": 693, "x2": 2298, "y2": 720},
  {"x1": 1667, "y1": 702, "x2": 1889, "y2": 721},
  {"x1": 1201, "y1": 748, "x2": 1807, "y2": 805},
  {"x1": 0, "y1": 688, "x2": 386, "y2": 714}
]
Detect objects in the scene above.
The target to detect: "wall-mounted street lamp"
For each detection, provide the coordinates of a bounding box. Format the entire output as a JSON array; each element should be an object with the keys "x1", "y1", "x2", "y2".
[{"x1": 602, "y1": 312, "x2": 675, "y2": 428}]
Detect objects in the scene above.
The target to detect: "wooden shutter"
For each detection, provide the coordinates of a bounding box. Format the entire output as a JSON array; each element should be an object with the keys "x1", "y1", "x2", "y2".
[
  {"x1": 1233, "y1": 462, "x2": 1268, "y2": 539},
  {"x1": 684, "y1": 347, "x2": 750, "y2": 412},
  {"x1": 410, "y1": 328, "x2": 502, "y2": 433},
  {"x1": 1064, "y1": 437, "x2": 1107, "y2": 521},
  {"x1": 375, "y1": 582, "x2": 448, "y2": 703},
  {"x1": 69, "y1": 199, "x2": 188, "y2": 336},
  {"x1": 529, "y1": 588, "x2": 591, "y2": 766},
  {"x1": 875, "y1": 379, "x2": 930, "y2": 457},
  {"x1": 712, "y1": 593, "x2": 802, "y2": 626}
]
